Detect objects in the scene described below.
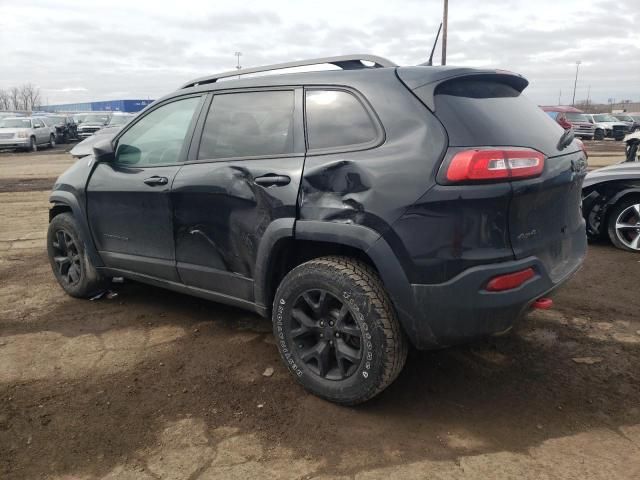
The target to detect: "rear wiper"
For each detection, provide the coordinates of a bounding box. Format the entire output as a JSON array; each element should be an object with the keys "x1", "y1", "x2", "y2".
[{"x1": 557, "y1": 128, "x2": 575, "y2": 151}]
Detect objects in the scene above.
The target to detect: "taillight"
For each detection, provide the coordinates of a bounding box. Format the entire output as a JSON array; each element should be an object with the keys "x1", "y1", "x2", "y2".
[
  {"x1": 485, "y1": 267, "x2": 535, "y2": 292},
  {"x1": 445, "y1": 148, "x2": 545, "y2": 183},
  {"x1": 575, "y1": 138, "x2": 588, "y2": 159},
  {"x1": 558, "y1": 118, "x2": 572, "y2": 129}
]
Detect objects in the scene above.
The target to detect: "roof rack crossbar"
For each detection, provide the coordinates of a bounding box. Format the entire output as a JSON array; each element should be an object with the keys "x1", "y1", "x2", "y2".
[{"x1": 181, "y1": 54, "x2": 397, "y2": 89}]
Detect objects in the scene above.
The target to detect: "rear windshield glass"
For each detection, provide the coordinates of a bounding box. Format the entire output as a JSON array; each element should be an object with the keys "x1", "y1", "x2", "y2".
[{"x1": 431, "y1": 79, "x2": 565, "y2": 155}]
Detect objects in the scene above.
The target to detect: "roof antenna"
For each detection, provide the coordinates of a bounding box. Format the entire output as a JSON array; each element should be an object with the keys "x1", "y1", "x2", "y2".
[{"x1": 425, "y1": 22, "x2": 443, "y2": 66}]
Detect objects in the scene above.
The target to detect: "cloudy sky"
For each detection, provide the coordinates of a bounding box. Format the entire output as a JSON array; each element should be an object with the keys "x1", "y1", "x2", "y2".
[{"x1": 1, "y1": 0, "x2": 638, "y2": 106}]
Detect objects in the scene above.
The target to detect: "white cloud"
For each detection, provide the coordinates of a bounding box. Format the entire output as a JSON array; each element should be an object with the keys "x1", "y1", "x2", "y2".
[{"x1": 0, "y1": 0, "x2": 637, "y2": 105}]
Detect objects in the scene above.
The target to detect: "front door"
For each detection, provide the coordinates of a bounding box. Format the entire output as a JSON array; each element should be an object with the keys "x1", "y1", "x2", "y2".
[
  {"x1": 33, "y1": 118, "x2": 48, "y2": 143},
  {"x1": 87, "y1": 95, "x2": 203, "y2": 281},
  {"x1": 171, "y1": 89, "x2": 305, "y2": 301}
]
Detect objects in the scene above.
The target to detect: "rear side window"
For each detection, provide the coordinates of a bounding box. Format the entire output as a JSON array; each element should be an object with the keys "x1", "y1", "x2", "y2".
[
  {"x1": 198, "y1": 90, "x2": 294, "y2": 159},
  {"x1": 305, "y1": 90, "x2": 378, "y2": 151},
  {"x1": 430, "y1": 78, "x2": 565, "y2": 156}
]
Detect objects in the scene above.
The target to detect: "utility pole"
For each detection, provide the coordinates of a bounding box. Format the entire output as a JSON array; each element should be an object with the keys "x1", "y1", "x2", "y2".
[
  {"x1": 586, "y1": 85, "x2": 591, "y2": 106},
  {"x1": 558, "y1": 89, "x2": 562, "y2": 105},
  {"x1": 571, "y1": 60, "x2": 581, "y2": 106},
  {"x1": 441, "y1": 0, "x2": 448, "y2": 65},
  {"x1": 234, "y1": 51, "x2": 242, "y2": 79}
]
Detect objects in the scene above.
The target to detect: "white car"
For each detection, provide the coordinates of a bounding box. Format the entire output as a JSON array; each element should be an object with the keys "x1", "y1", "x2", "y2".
[
  {"x1": 584, "y1": 113, "x2": 628, "y2": 141},
  {"x1": 0, "y1": 117, "x2": 56, "y2": 151}
]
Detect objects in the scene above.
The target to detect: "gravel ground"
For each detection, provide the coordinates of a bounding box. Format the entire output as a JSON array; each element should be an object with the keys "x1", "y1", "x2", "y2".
[{"x1": 0, "y1": 147, "x2": 638, "y2": 480}]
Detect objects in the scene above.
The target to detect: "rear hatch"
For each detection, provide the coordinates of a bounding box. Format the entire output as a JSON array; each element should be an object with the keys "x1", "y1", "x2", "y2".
[{"x1": 402, "y1": 71, "x2": 587, "y2": 281}]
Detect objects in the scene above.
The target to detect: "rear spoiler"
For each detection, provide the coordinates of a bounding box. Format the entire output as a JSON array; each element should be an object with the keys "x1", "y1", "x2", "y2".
[{"x1": 397, "y1": 66, "x2": 529, "y2": 111}]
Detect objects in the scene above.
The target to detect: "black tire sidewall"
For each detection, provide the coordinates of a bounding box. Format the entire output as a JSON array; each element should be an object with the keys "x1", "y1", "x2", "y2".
[
  {"x1": 607, "y1": 197, "x2": 640, "y2": 253},
  {"x1": 273, "y1": 262, "x2": 388, "y2": 404},
  {"x1": 47, "y1": 213, "x2": 103, "y2": 297}
]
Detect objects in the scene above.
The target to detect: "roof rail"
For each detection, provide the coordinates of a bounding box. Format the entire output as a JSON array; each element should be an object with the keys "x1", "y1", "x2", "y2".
[{"x1": 180, "y1": 54, "x2": 397, "y2": 89}]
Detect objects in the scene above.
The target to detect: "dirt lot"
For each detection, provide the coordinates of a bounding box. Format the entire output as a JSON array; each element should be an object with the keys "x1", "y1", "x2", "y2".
[{"x1": 1, "y1": 144, "x2": 639, "y2": 480}]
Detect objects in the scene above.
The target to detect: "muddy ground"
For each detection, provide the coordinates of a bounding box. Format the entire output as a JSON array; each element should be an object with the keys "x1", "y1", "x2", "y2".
[{"x1": 0, "y1": 144, "x2": 639, "y2": 479}]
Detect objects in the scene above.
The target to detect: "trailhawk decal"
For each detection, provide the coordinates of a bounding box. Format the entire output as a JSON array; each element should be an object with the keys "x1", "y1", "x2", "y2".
[{"x1": 343, "y1": 291, "x2": 373, "y2": 378}]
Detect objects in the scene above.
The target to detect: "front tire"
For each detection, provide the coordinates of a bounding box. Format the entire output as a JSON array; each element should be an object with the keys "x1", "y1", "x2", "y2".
[
  {"x1": 49, "y1": 134, "x2": 56, "y2": 148},
  {"x1": 607, "y1": 197, "x2": 640, "y2": 252},
  {"x1": 47, "y1": 213, "x2": 109, "y2": 297},
  {"x1": 594, "y1": 129, "x2": 605, "y2": 141},
  {"x1": 272, "y1": 256, "x2": 408, "y2": 405}
]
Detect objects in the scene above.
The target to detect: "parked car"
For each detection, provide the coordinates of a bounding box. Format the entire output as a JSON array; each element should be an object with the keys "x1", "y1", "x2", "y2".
[
  {"x1": 76, "y1": 113, "x2": 111, "y2": 138},
  {"x1": 582, "y1": 162, "x2": 640, "y2": 252},
  {"x1": 69, "y1": 113, "x2": 135, "y2": 158},
  {"x1": 611, "y1": 113, "x2": 640, "y2": 132},
  {"x1": 43, "y1": 115, "x2": 78, "y2": 143},
  {"x1": 540, "y1": 106, "x2": 595, "y2": 139},
  {"x1": 47, "y1": 55, "x2": 587, "y2": 404},
  {"x1": 584, "y1": 113, "x2": 627, "y2": 140},
  {"x1": 70, "y1": 126, "x2": 123, "y2": 158},
  {"x1": 0, "y1": 116, "x2": 56, "y2": 151},
  {"x1": 624, "y1": 130, "x2": 640, "y2": 163}
]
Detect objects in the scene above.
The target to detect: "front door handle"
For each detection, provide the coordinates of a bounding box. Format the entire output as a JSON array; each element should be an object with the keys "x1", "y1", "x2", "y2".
[
  {"x1": 144, "y1": 176, "x2": 169, "y2": 186},
  {"x1": 254, "y1": 174, "x2": 291, "y2": 187}
]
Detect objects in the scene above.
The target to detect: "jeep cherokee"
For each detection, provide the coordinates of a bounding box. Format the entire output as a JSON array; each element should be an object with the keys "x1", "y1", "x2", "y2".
[{"x1": 47, "y1": 55, "x2": 587, "y2": 404}]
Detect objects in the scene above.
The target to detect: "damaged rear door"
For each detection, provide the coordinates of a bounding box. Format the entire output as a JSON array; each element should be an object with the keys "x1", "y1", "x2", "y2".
[{"x1": 171, "y1": 88, "x2": 305, "y2": 301}]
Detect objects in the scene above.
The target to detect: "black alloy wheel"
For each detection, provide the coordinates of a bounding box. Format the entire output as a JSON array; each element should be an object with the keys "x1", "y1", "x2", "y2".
[
  {"x1": 290, "y1": 289, "x2": 363, "y2": 380},
  {"x1": 51, "y1": 229, "x2": 83, "y2": 286}
]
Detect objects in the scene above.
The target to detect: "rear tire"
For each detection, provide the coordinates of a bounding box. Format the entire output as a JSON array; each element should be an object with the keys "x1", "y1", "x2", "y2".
[
  {"x1": 594, "y1": 129, "x2": 605, "y2": 140},
  {"x1": 607, "y1": 197, "x2": 640, "y2": 252},
  {"x1": 272, "y1": 256, "x2": 408, "y2": 405},
  {"x1": 49, "y1": 134, "x2": 56, "y2": 148},
  {"x1": 47, "y1": 213, "x2": 109, "y2": 297}
]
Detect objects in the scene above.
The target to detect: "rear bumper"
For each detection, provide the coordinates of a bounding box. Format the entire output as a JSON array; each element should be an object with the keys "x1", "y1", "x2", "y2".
[{"x1": 406, "y1": 252, "x2": 585, "y2": 349}]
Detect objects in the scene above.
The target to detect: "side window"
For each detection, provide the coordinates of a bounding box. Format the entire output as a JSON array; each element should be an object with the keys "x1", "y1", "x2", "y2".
[
  {"x1": 115, "y1": 97, "x2": 200, "y2": 166},
  {"x1": 305, "y1": 90, "x2": 378, "y2": 151},
  {"x1": 198, "y1": 90, "x2": 294, "y2": 160},
  {"x1": 35, "y1": 119, "x2": 44, "y2": 128}
]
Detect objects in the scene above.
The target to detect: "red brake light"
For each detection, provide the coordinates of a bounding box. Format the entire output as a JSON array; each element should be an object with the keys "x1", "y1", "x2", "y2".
[
  {"x1": 485, "y1": 267, "x2": 535, "y2": 292},
  {"x1": 445, "y1": 149, "x2": 545, "y2": 183}
]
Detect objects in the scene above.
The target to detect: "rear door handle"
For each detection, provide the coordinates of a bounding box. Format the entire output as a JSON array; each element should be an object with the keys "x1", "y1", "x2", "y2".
[
  {"x1": 144, "y1": 176, "x2": 169, "y2": 186},
  {"x1": 254, "y1": 174, "x2": 291, "y2": 187}
]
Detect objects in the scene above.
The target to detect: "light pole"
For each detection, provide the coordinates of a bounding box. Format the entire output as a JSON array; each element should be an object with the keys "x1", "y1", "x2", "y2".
[
  {"x1": 441, "y1": 0, "x2": 448, "y2": 65},
  {"x1": 571, "y1": 60, "x2": 581, "y2": 106},
  {"x1": 234, "y1": 51, "x2": 242, "y2": 79}
]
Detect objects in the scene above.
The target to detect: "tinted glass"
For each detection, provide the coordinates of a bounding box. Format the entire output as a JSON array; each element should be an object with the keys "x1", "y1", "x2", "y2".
[
  {"x1": 115, "y1": 97, "x2": 199, "y2": 166},
  {"x1": 199, "y1": 91, "x2": 294, "y2": 159},
  {"x1": 305, "y1": 90, "x2": 377, "y2": 150},
  {"x1": 430, "y1": 79, "x2": 566, "y2": 156}
]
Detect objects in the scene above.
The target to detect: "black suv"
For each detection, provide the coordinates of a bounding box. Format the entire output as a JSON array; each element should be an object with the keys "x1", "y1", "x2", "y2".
[
  {"x1": 45, "y1": 115, "x2": 79, "y2": 143},
  {"x1": 47, "y1": 55, "x2": 587, "y2": 404}
]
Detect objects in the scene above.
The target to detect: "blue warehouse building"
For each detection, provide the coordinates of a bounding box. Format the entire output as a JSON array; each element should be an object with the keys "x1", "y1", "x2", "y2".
[{"x1": 41, "y1": 99, "x2": 154, "y2": 113}]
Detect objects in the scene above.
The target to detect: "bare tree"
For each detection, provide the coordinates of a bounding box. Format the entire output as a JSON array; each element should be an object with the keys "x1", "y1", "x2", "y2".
[
  {"x1": 10, "y1": 87, "x2": 20, "y2": 110},
  {"x1": 0, "y1": 89, "x2": 10, "y2": 110},
  {"x1": 19, "y1": 83, "x2": 41, "y2": 111}
]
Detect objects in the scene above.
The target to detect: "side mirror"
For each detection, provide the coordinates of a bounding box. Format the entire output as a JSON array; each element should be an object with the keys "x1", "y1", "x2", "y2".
[
  {"x1": 34, "y1": 124, "x2": 40, "y2": 129},
  {"x1": 93, "y1": 138, "x2": 115, "y2": 162}
]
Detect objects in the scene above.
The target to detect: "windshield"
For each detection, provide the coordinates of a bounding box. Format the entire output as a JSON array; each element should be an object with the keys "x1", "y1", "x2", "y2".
[
  {"x1": 613, "y1": 115, "x2": 632, "y2": 122},
  {"x1": 0, "y1": 118, "x2": 31, "y2": 128},
  {"x1": 47, "y1": 116, "x2": 64, "y2": 124},
  {"x1": 631, "y1": 115, "x2": 640, "y2": 122},
  {"x1": 108, "y1": 115, "x2": 132, "y2": 126},
  {"x1": 83, "y1": 114, "x2": 110, "y2": 124},
  {"x1": 73, "y1": 114, "x2": 87, "y2": 123},
  {"x1": 565, "y1": 112, "x2": 589, "y2": 122},
  {"x1": 594, "y1": 114, "x2": 619, "y2": 122}
]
